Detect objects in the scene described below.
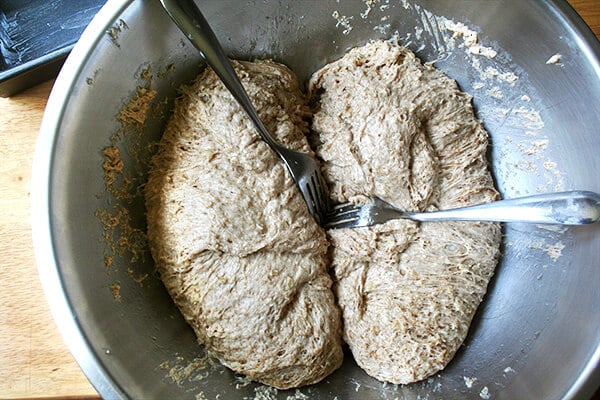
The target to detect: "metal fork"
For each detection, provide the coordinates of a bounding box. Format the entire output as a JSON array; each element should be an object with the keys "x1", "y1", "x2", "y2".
[
  {"x1": 159, "y1": 0, "x2": 328, "y2": 223},
  {"x1": 325, "y1": 191, "x2": 600, "y2": 229}
]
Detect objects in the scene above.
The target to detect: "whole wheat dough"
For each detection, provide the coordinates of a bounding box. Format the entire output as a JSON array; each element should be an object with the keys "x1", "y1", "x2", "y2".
[
  {"x1": 146, "y1": 41, "x2": 501, "y2": 389},
  {"x1": 308, "y1": 41, "x2": 502, "y2": 384},
  {"x1": 145, "y1": 60, "x2": 343, "y2": 389}
]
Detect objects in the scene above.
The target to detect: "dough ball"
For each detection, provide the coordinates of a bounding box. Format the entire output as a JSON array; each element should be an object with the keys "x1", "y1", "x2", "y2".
[
  {"x1": 309, "y1": 41, "x2": 501, "y2": 384},
  {"x1": 145, "y1": 60, "x2": 343, "y2": 389}
]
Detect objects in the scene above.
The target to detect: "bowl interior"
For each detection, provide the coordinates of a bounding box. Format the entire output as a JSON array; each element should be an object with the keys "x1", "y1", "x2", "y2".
[{"x1": 40, "y1": 0, "x2": 600, "y2": 398}]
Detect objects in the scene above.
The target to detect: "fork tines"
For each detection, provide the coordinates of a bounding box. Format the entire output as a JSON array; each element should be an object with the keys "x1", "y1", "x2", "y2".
[{"x1": 324, "y1": 202, "x2": 362, "y2": 229}]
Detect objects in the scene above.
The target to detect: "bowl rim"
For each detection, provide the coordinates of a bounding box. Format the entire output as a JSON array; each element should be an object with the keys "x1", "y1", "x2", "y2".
[
  {"x1": 32, "y1": 1, "x2": 133, "y2": 398},
  {"x1": 30, "y1": 0, "x2": 600, "y2": 399}
]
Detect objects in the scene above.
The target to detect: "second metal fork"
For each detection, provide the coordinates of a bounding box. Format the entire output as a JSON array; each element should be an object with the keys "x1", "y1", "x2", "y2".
[
  {"x1": 159, "y1": 0, "x2": 328, "y2": 223},
  {"x1": 325, "y1": 191, "x2": 600, "y2": 229}
]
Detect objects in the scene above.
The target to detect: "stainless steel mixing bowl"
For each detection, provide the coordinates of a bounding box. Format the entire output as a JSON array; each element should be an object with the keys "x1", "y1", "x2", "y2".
[{"x1": 31, "y1": 0, "x2": 600, "y2": 399}]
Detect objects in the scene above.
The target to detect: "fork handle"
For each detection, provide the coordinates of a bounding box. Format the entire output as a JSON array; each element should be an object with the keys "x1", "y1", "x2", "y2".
[
  {"x1": 410, "y1": 191, "x2": 600, "y2": 225},
  {"x1": 159, "y1": 0, "x2": 279, "y2": 150}
]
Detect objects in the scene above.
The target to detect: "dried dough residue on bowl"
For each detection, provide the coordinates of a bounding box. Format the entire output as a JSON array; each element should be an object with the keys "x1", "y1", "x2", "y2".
[{"x1": 96, "y1": 65, "x2": 166, "y2": 293}]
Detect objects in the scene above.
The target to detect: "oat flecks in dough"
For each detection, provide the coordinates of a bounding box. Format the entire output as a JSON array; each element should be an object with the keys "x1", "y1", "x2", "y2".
[
  {"x1": 309, "y1": 41, "x2": 501, "y2": 384},
  {"x1": 145, "y1": 60, "x2": 343, "y2": 389}
]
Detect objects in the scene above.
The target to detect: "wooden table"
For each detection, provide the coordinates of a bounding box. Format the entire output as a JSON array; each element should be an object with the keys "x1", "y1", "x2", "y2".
[{"x1": 1, "y1": 2, "x2": 599, "y2": 399}]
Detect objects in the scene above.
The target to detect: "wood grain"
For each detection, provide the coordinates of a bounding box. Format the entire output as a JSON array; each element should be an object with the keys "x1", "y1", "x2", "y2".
[
  {"x1": 0, "y1": 81, "x2": 99, "y2": 399},
  {"x1": 570, "y1": 0, "x2": 600, "y2": 36},
  {"x1": 0, "y1": 2, "x2": 597, "y2": 399}
]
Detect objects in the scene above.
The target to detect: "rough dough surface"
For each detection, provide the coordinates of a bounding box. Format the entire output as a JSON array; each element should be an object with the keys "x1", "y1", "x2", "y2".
[
  {"x1": 146, "y1": 40, "x2": 502, "y2": 389},
  {"x1": 145, "y1": 60, "x2": 343, "y2": 389},
  {"x1": 308, "y1": 41, "x2": 501, "y2": 384}
]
